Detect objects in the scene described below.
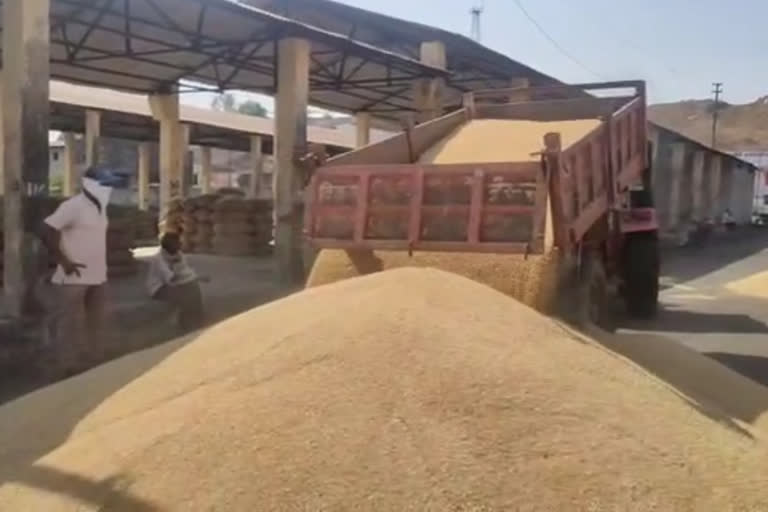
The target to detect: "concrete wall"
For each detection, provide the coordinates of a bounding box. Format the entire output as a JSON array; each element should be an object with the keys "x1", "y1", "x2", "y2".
[{"x1": 650, "y1": 124, "x2": 755, "y2": 238}]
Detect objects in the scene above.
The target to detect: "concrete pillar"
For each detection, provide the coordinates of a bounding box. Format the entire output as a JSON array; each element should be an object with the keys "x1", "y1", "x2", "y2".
[
  {"x1": 84, "y1": 109, "x2": 101, "y2": 167},
  {"x1": 180, "y1": 124, "x2": 191, "y2": 197},
  {"x1": 199, "y1": 146, "x2": 212, "y2": 194},
  {"x1": 667, "y1": 143, "x2": 686, "y2": 230},
  {"x1": 249, "y1": 135, "x2": 264, "y2": 198},
  {"x1": 0, "y1": 80, "x2": 4, "y2": 197},
  {"x1": 355, "y1": 112, "x2": 371, "y2": 148},
  {"x1": 709, "y1": 154, "x2": 722, "y2": 219},
  {"x1": 62, "y1": 132, "x2": 78, "y2": 196},
  {"x1": 137, "y1": 142, "x2": 151, "y2": 211},
  {"x1": 692, "y1": 150, "x2": 706, "y2": 221},
  {"x1": 3, "y1": 0, "x2": 51, "y2": 318},
  {"x1": 149, "y1": 91, "x2": 182, "y2": 217},
  {"x1": 274, "y1": 37, "x2": 310, "y2": 284},
  {"x1": 413, "y1": 41, "x2": 447, "y2": 123}
]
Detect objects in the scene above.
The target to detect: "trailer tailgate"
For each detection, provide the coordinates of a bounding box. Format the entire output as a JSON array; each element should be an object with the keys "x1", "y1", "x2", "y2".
[{"x1": 305, "y1": 162, "x2": 548, "y2": 254}]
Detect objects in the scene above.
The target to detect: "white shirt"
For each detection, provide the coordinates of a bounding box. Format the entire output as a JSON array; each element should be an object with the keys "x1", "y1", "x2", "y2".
[
  {"x1": 146, "y1": 250, "x2": 198, "y2": 296},
  {"x1": 44, "y1": 193, "x2": 109, "y2": 285}
]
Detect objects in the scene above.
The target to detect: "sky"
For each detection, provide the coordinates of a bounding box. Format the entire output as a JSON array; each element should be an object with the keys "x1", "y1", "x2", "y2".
[
  {"x1": 182, "y1": 0, "x2": 768, "y2": 112},
  {"x1": 333, "y1": 0, "x2": 768, "y2": 106}
]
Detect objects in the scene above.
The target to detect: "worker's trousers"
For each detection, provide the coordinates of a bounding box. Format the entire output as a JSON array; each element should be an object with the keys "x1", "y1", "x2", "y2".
[{"x1": 39, "y1": 283, "x2": 108, "y2": 374}]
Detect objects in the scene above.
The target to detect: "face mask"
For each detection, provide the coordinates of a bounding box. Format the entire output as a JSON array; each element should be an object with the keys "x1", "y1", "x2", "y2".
[{"x1": 81, "y1": 177, "x2": 113, "y2": 210}]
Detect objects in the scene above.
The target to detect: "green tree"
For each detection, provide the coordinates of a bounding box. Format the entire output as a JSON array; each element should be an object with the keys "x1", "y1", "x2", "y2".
[
  {"x1": 237, "y1": 100, "x2": 268, "y2": 117},
  {"x1": 211, "y1": 92, "x2": 237, "y2": 112}
]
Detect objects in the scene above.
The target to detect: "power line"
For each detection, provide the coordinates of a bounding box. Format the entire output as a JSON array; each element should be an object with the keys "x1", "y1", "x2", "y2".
[{"x1": 512, "y1": 0, "x2": 605, "y2": 80}]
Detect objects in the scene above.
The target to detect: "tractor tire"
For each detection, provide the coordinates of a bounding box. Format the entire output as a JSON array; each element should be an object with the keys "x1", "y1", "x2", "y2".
[
  {"x1": 623, "y1": 232, "x2": 660, "y2": 318},
  {"x1": 561, "y1": 253, "x2": 614, "y2": 330}
]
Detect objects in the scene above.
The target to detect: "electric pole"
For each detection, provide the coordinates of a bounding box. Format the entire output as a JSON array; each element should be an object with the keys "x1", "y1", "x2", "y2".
[
  {"x1": 470, "y1": 2, "x2": 484, "y2": 42},
  {"x1": 711, "y1": 82, "x2": 723, "y2": 148}
]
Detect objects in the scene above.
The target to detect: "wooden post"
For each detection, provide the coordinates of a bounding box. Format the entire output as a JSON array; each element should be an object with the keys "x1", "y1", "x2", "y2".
[
  {"x1": 274, "y1": 37, "x2": 311, "y2": 284},
  {"x1": 199, "y1": 146, "x2": 212, "y2": 194},
  {"x1": 137, "y1": 142, "x2": 151, "y2": 211},
  {"x1": 249, "y1": 135, "x2": 263, "y2": 198},
  {"x1": 62, "y1": 132, "x2": 78, "y2": 196},
  {"x1": 3, "y1": 0, "x2": 51, "y2": 318},
  {"x1": 413, "y1": 41, "x2": 446, "y2": 123},
  {"x1": 355, "y1": 112, "x2": 371, "y2": 148},
  {"x1": 149, "y1": 91, "x2": 182, "y2": 218},
  {"x1": 692, "y1": 150, "x2": 706, "y2": 221},
  {"x1": 84, "y1": 109, "x2": 101, "y2": 167},
  {"x1": 667, "y1": 143, "x2": 686, "y2": 230}
]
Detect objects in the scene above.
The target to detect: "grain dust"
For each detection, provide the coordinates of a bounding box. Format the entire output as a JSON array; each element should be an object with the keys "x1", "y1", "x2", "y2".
[
  {"x1": 307, "y1": 249, "x2": 562, "y2": 313},
  {"x1": 0, "y1": 268, "x2": 767, "y2": 511}
]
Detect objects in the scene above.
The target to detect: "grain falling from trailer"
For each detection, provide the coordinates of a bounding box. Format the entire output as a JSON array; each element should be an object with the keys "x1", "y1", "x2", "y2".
[
  {"x1": 1, "y1": 269, "x2": 767, "y2": 511},
  {"x1": 308, "y1": 118, "x2": 606, "y2": 309}
]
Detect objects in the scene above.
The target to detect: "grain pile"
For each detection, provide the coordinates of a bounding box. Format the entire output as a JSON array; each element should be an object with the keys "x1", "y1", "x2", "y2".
[
  {"x1": 212, "y1": 197, "x2": 272, "y2": 256},
  {"x1": 726, "y1": 270, "x2": 768, "y2": 299},
  {"x1": 307, "y1": 249, "x2": 562, "y2": 312},
  {"x1": 308, "y1": 118, "x2": 600, "y2": 309},
  {"x1": 1, "y1": 268, "x2": 767, "y2": 511},
  {"x1": 418, "y1": 118, "x2": 601, "y2": 164}
]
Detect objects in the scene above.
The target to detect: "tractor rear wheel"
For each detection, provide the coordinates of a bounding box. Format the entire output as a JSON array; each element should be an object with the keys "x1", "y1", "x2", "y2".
[
  {"x1": 560, "y1": 252, "x2": 614, "y2": 330},
  {"x1": 623, "y1": 232, "x2": 660, "y2": 318}
]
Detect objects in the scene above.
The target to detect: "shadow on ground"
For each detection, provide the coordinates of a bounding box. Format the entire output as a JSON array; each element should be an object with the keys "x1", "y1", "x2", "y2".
[
  {"x1": 705, "y1": 352, "x2": 768, "y2": 388},
  {"x1": 0, "y1": 333, "x2": 190, "y2": 509},
  {"x1": 585, "y1": 327, "x2": 768, "y2": 436},
  {"x1": 0, "y1": 256, "x2": 299, "y2": 507},
  {"x1": 622, "y1": 305, "x2": 768, "y2": 335},
  {"x1": 662, "y1": 227, "x2": 768, "y2": 283}
]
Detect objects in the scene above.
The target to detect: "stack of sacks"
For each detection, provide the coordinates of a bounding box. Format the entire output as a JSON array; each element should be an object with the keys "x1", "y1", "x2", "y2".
[
  {"x1": 159, "y1": 199, "x2": 184, "y2": 236},
  {"x1": 135, "y1": 208, "x2": 159, "y2": 243},
  {"x1": 180, "y1": 195, "x2": 217, "y2": 253},
  {"x1": 106, "y1": 205, "x2": 138, "y2": 278},
  {"x1": 212, "y1": 197, "x2": 272, "y2": 256}
]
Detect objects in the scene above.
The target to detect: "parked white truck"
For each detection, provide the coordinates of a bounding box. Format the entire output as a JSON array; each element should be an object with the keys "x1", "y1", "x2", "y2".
[{"x1": 732, "y1": 151, "x2": 768, "y2": 224}]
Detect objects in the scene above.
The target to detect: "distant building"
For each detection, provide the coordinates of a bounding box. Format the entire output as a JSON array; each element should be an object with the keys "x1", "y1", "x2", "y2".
[{"x1": 731, "y1": 151, "x2": 768, "y2": 222}]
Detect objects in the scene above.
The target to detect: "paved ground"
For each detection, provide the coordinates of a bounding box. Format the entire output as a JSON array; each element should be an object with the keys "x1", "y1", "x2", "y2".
[{"x1": 620, "y1": 227, "x2": 768, "y2": 387}]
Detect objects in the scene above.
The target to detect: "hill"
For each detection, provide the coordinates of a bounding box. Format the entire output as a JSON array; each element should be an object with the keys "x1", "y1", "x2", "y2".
[{"x1": 649, "y1": 97, "x2": 768, "y2": 151}]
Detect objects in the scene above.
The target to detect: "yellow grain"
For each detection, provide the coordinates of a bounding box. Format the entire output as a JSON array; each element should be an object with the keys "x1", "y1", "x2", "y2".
[
  {"x1": 725, "y1": 270, "x2": 768, "y2": 299},
  {"x1": 1, "y1": 268, "x2": 767, "y2": 511},
  {"x1": 418, "y1": 118, "x2": 601, "y2": 164},
  {"x1": 307, "y1": 249, "x2": 562, "y2": 313}
]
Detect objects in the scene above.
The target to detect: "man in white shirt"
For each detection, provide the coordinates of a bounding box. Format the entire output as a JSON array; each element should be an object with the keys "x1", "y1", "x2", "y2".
[
  {"x1": 40, "y1": 165, "x2": 120, "y2": 375},
  {"x1": 146, "y1": 231, "x2": 205, "y2": 333}
]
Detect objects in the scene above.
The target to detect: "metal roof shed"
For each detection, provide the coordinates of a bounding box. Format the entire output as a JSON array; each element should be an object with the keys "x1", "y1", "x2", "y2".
[
  {"x1": 244, "y1": 0, "x2": 575, "y2": 112},
  {"x1": 26, "y1": 0, "x2": 447, "y2": 109}
]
